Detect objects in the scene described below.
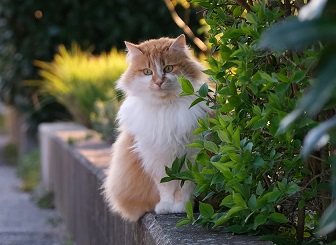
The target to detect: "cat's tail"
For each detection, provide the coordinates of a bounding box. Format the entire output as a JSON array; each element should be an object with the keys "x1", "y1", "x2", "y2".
[{"x1": 102, "y1": 130, "x2": 160, "y2": 222}]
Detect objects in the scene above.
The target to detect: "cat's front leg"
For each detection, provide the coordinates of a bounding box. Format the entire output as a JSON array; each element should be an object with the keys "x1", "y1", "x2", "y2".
[
  {"x1": 154, "y1": 179, "x2": 194, "y2": 214},
  {"x1": 154, "y1": 180, "x2": 179, "y2": 214},
  {"x1": 172, "y1": 181, "x2": 194, "y2": 213}
]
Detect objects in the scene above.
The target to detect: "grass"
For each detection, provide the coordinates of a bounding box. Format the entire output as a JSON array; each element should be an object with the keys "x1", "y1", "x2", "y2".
[
  {"x1": 16, "y1": 149, "x2": 40, "y2": 192},
  {"x1": 0, "y1": 113, "x2": 6, "y2": 134},
  {"x1": 5, "y1": 144, "x2": 57, "y2": 209},
  {"x1": 3, "y1": 143, "x2": 18, "y2": 166},
  {"x1": 37, "y1": 191, "x2": 55, "y2": 209}
]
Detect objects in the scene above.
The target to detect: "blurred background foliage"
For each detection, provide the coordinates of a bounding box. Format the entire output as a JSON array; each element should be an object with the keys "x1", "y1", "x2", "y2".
[
  {"x1": 35, "y1": 44, "x2": 126, "y2": 142},
  {"x1": 0, "y1": 0, "x2": 205, "y2": 132}
]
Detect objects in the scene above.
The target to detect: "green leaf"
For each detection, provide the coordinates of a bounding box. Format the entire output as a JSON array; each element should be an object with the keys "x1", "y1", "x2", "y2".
[
  {"x1": 318, "y1": 203, "x2": 336, "y2": 236},
  {"x1": 252, "y1": 106, "x2": 262, "y2": 115},
  {"x1": 171, "y1": 155, "x2": 186, "y2": 173},
  {"x1": 176, "y1": 218, "x2": 191, "y2": 227},
  {"x1": 248, "y1": 194, "x2": 257, "y2": 210},
  {"x1": 256, "y1": 193, "x2": 272, "y2": 208},
  {"x1": 217, "y1": 130, "x2": 231, "y2": 143},
  {"x1": 232, "y1": 6, "x2": 243, "y2": 17},
  {"x1": 188, "y1": 141, "x2": 203, "y2": 148},
  {"x1": 267, "y1": 190, "x2": 282, "y2": 203},
  {"x1": 165, "y1": 165, "x2": 172, "y2": 175},
  {"x1": 228, "y1": 95, "x2": 241, "y2": 107},
  {"x1": 204, "y1": 140, "x2": 219, "y2": 154},
  {"x1": 252, "y1": 118, "x2": 268, "y2": 130},
  {"x1": 185, "y1": 201, "x2": 194, "y2": 220},
  {"x1": 233, "y1": 193, "x2": 247, "y2": 208},
  {"x1": 178, "y1": 77, "x2": 194, "y2": 95},
  {"x1": 194, "y1": 183, "x2": 208, "y2": 196},
  {"x1": 199, "y1": 202, "x2": 214, "y2": 218},
  {"x1": 291, "y1": 70, "x2": 307, "y2": 83},
  {"x1": 173, "y1": 171, "x2": 194, "y2": 181},
  {"x1": 214, "y1": 206, "x2": 246, "y2": 227},
  {"x1": 286, "y1": 182, "x2": 300, "y2": 195},
  {"x1": 259, "y1": 17, "x2": 336, "y2": 50},
  {"x1": 232, "y1": 128, "x2": 240, "y2": 148},
  {"x1": 245, "y1": 13, "x2": 258, "y2": 25},
  {"x1": 220, "y1": 195, "x2": 234, "y2": 208},
  {"x1": 254, "y1": 214, "x2": 267, "y2": 229},
  {"x1": 246, "y1": 115, "x2": 262, "y2": 128},
  {"x1": 160, "y1": 177, "x2": 173, "y2": 183},
  {"x1": 229, "y1": 81, "x2": 237, "y2": 95},
  {"x1": 198, "y1": 83, "x2": 209, "y2": 97},
  {"x1": 302, "y1": 116, "x2": 336, "y2": 160},
  {"x1": 268, "y1": 212, "x2": 289, "y2": 223},
  {"x1": 253, "y1": 156, "x2": 265, "y2": 169},
  {"x1": 256, "y1": 181, "x2": 265, "y2": 196},
  {"x1": 211, "y1": 162, "x2": 233, "y2": 179},
  {"x1": 189, "y1": 97, "x2": 204, "y2": 108}
]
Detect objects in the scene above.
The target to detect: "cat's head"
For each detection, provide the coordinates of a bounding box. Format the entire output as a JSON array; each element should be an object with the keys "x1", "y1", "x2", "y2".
[{"x1": 117, "y1": 35, "x2": 205, "y2": 104}]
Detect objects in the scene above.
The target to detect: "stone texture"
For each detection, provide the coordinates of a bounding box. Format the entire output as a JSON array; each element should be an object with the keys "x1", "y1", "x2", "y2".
[{"x1": 142, "y1": 213, "x2": 273, "y2": 245}]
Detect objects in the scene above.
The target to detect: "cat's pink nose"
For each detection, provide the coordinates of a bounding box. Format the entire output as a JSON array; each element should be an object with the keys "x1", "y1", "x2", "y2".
[{"x1": 154, "y1": 80, "x2": 164, "y2": 88}]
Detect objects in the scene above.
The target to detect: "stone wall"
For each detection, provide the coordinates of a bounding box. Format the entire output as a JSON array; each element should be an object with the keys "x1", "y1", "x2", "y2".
[{"x1": 39, "y1": 122, "x2": 271, "y2": 245}]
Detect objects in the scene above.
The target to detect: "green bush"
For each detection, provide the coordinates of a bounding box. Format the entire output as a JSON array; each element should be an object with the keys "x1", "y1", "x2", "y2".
[
  {"x1": 36, "y1": 44, "x2": 126, "y2": 129},
  {"x1": 164, "y1": 1, "x2": 334, "y2": 244},
  {"x1": 260, "y1": 0, "x2": 336, "y2": 240},
  {"x1": 91, "y1": 100, "x2": 120, "y2": 143}
]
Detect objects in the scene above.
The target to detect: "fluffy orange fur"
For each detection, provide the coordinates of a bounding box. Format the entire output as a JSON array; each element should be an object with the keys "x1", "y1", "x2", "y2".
[
  {"x1": 104, "y1": 35, "x2": 209, "y2": 221},
  {"x1": 103, "y1": 130, "x2": 160, "y2": 221}
]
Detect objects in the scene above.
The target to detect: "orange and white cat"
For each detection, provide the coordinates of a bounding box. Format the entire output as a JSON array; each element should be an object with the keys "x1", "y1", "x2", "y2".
[{"x1": 103, "y1": 35, "x2": 210, "y2": 221}]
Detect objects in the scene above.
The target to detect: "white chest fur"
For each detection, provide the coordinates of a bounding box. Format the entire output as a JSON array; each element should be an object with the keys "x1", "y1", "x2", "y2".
[{"x1": 117, "y1": 95, "x2": 207, "y2": 175}]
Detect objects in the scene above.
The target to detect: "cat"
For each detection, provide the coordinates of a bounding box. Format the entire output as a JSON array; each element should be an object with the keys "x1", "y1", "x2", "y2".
[{"x1": 103, "y1": 34, "x2": 210, "y2": 221}]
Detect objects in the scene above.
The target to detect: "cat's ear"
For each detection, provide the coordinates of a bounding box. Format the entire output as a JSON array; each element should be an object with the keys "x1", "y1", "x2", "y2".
[
  {"x1": 170, "y1": 34, "x2": 186, "y2": 50},
  {"x1": 125, "y1": 41, "x2": 143, "y2": 59}
]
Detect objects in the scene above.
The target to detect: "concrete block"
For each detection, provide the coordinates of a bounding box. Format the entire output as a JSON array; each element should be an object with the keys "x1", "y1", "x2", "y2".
[{"x1": 38, "y1": 122, "x2": 87, "y2": 192}]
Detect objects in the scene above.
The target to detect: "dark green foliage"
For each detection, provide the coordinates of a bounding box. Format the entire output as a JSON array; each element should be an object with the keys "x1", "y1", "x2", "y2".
[
  {"x1": 164, "y1": 0, "x2": 334, "y2": 244},
  {"x1": 261, "y1": 1, "x2": 336, "y2": 239}
]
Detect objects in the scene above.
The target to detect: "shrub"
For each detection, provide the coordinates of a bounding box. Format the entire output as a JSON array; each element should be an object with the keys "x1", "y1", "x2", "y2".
[
  {"x1": 164, "y1": 0, "x2": 334, "y2": 244},
  {"x1": 260, "y1": 0, "x2": 336, "y2": 240},
  {"x1": 90, "y1": 100, "x2": 120, "y2": 143},
  {"x1": 35, "y1": 44, "x2": 126, "y2": 129}
]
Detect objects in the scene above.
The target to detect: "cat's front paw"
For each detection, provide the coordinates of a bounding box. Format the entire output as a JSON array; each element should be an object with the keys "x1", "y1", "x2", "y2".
[
  {"x1": 155, "y1": 201, "x2": 174, "y2": 214},
  {"x1": 172, "y1": 201, "x2": 187, "y2": 213}
]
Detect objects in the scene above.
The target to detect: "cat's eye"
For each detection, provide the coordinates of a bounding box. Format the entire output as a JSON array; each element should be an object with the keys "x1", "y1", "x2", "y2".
[
  {"x1": 143, "y1": 68, "x2": 153, "y2": 76},
  {"x1": 163, "y1": 65, "x2": 173, "y2": 73}
]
